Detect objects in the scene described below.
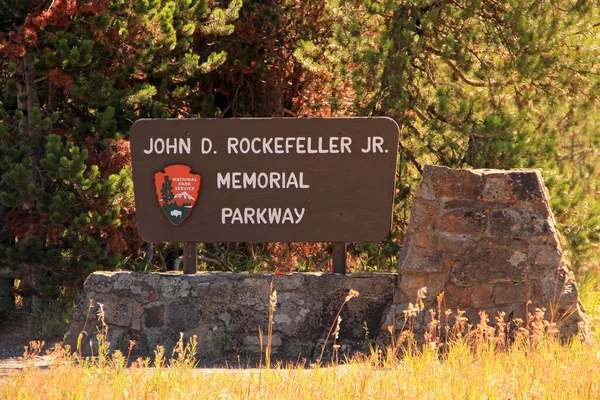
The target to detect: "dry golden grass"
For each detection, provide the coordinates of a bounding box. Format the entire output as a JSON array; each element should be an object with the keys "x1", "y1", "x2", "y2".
[
  {"x1": 1, "y1": 284, "x2": 599, "y2": 400},
  {"x1": 1, "y1": 337, "x2": 599, "y2": 399}
]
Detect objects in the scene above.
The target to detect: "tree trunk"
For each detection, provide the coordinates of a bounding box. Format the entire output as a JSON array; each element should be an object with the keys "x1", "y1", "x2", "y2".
[
  {"x1": 24, "y1": 52, "x2": 40, "y2": 116},
  {"x1": 16, "y1": 64, "x2": 29, "y2": 136},
  {"x1": 48, "y1": 82, "x2": 57, "y2": 111}
]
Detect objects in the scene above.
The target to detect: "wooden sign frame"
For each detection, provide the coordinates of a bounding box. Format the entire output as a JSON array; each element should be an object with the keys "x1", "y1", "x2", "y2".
[{"x1": 130, "y1": 118, "x2": 400, "y2": 273}]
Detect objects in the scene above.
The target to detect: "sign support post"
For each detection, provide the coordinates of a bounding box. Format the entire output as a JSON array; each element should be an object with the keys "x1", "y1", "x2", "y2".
[
  {"x1": 183, "y1": 242, "x2": 197, "y2": 274},
  {"x1": 332, "y1": 242, "x2": 347, "y2": 274}
]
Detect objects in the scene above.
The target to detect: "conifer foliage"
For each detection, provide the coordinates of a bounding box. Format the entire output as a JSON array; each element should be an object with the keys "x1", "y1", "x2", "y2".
[
  {"x1": 0, "y1": 0, "x2": 241, "y2": 305},
  {"x1": 0, "y1": 0, "x2": 599, "y2": 308},
  {"x1": 292, "y1": 0, "x2": 600, "y2": 272}
]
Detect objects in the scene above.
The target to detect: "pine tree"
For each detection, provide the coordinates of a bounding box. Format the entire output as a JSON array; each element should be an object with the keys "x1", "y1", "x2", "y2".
[
  {"x1": 292, "y1": 0, "x2": 600, "y2": 273},
  {"x1": 1, "y1": 0, "x2": 598, "y2": 289},
  {"x1": 0, "y1": 0, "x2": 241, "y2": 307},
  {"x1": 161, "y1": 176, "x2": 174, "y2": 204}
]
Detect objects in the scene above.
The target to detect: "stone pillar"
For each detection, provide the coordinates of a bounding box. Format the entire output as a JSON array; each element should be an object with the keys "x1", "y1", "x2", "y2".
[{"x1": 380, "y1": 165, "x2": 587, "y2": 342}]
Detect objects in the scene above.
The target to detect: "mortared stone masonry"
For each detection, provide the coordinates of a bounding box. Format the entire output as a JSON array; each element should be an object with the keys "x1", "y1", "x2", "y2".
[
  {"x1": 379, "y1": 165, "x2": 587, "y2": 342},
  {"x1": 64, "y1": 165, "x2": 587, "y2": 364}
]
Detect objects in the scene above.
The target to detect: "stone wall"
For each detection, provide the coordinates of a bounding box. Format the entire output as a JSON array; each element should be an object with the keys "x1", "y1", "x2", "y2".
[
  {"x1": 64, "y1": 165, "x2": 587, "y2": 364},
  {"x1": 64, "y1": 272, "x2": 395, "y2": 364},
  {"x1": 379, "y1": 165, "x2": 586, "y2": 342}
]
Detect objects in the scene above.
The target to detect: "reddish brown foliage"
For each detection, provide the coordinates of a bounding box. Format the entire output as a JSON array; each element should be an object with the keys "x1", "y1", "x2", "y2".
[
  {"x1": 6, "y1": 211, "x2": 37, "y2": 241},
  {"x1": 48, "y1": 69, "x2": 73, "y2": 91},
  {"x1": 267, "y1": 242, "x2": 330, "y2": 271},
  {"x1": 0, "y1": 40, "x2": 26, "y2": 58},
  {"x1": 36, "y1": 0, "x2": 77, "y2": 27},
  {"x1": 78, "y1": 0, "x2": 108, "y2": 16},
  {"x1": 84, "y1": 138, "x2": 132, "y2": 177}
]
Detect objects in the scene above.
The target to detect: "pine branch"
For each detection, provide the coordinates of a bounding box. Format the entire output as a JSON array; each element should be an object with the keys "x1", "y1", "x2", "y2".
[
  {"x1": 573, "y1": 21, "x2": 600, "y2": 35},
  {"x1": 398, "y1": 137, "x2": 423, "y2": 175},
  {"x1": 407, "y1": 121, "x2": 448, "y2": 166},
  {"x1": 426, "y1": 46, "x2": 510, "y2": 87}
]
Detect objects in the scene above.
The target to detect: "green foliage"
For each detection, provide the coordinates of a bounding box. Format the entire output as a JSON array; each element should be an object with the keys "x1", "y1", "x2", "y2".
[
  {"x1": 295, "y1": 0, "x2": 600, "y2": 274},
  {"x1": 0, "y1": 0, "x2": 242, "y2": 303},
  {"x1": 1, "y1": 0, "x2": 599, "y2": 306}
]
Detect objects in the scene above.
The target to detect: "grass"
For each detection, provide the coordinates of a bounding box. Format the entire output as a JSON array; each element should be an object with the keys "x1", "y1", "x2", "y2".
[
  {"x1": 1, "y1": 338, "x2": 599, "y2": 399},
  {"x1": 1, "y1": 280, "x2": 599, "y2": 399}
]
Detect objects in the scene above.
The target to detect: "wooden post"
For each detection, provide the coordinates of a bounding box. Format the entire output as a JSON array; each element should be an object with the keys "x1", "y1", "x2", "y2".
[
  {"x1": 332, "y1": 242, "x2": 347, "y2": 274},
  {"x1": 183, "y1": 242, "x2": 197, "y2": 274}
]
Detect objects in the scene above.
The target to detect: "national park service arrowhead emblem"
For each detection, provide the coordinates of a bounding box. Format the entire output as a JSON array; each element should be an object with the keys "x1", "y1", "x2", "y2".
[{"x1": 154, "y1": 164, "x2": 201, "y2": 226}]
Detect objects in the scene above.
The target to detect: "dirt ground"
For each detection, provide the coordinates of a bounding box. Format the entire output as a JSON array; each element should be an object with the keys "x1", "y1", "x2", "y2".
[{"x1": 0, "y1": 313, "x2": 59, "y2": 377}]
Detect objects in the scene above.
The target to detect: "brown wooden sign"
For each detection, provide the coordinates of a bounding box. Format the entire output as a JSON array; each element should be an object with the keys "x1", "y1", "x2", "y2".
[{"x1": 130, "y1": 118, "x2": 400, "y2": 243}]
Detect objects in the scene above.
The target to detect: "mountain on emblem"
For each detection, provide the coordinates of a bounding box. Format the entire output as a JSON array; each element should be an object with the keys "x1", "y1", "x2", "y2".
[
  {"x1": 154, "y1": 164, "x2": 201, "y2": 226},
  {"x1": 174, "y1": 191, "x2": 195, "y2": 201}
]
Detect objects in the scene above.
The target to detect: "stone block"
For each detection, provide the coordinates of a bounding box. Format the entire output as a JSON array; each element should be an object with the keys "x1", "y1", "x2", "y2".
[
  {"x1": 90, "y1": 293, "x2": 140, "y2": 328},
  {"x1": 159, "y1": 276, "x2": 191, "y2": 300},
  {"x1": 532, "y1": 273, "x2": 578, "y2": 304},
  {"x1": 487, "y1": 209, "x2": 549, "y2": 238},
  {"x1": 443, "y1": 199, "x2": 490, "y2": 211},
  {"x1": 508, "y1": 171, "x2": 546, "y2": 201},
  {"x1": 438, "y1": 209, "x2": 487, "y2": 235},
  {"x1": 230, "y1": 277, "x2": 271, "y2": 311},
  {"x1": 481, "y1": 173, "x2": 513, "y2": 201},
  {"x1": 471, "y1": 284, "x2": 494, "y2": 308},
  {"x1": 493, "y1": 282, "x2": 531, "y2": 305},
  {"x1": 442, "y1": 283, "x2": 493, "y2": 309},
  {"x1": 435, "y1": 234, "x2": 478, "y2": 254},
  {"x1": 530, "y1": 243, "x2": 563, "y2": 271},
  {"x1": 103, "y1": 301, "x2": 133, "y2": 327},
  {"x1": 143, "y1": 305, "x2": 165, "y2": 328},
  {"x1": 344, "y1": 273, "x2": 396, "y2": 298},
  {"x1": 423, "y1": 165, "x2": 484, "y2": 199},
  {"x1": 414, "y1": 180, "x2": 436, "y2": 200},
  {"x1": 398, "y1": 240, "x2": 443, "y2": 273},
  {"x1": 398, "y1": 272, "x2": 447, "y2": 307},
  {"x1": 442, "y1": 283, "x2": 471, "y2": 309},
  {"x1": 392, "y1": 165, "x2": 586, "y2": 341},
  {"x1": 407, "y1": 199, "x2": 440, "y2": 232},
  {"x1": 273, "y1": 273, "x2": 305, "y2": 291},
  {"x1": 410, "y1": 233, "x2": 477, "y2": 254},
  {"x1": 450, "y1": 249, "x2": 527, "y2": 286},
  {"x1": 113, "y1": 273, "x2": 134, "y2": 291},
  {"x1": 168, "y1": 298, "x2": 203, "y2": 332},
  {"x1": 84, "y1": 272, "x2": 115, "y2": 294}
]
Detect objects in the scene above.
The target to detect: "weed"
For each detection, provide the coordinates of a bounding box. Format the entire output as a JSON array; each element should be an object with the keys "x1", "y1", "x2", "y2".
[{"x1": 317, "y1": 288, "x2": 359, "y2": 365}]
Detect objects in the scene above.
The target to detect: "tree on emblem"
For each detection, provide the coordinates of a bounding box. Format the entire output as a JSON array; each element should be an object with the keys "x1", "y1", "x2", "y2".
[{"x1": 161, "y1": 175, "x2": 175, "y2": 205}]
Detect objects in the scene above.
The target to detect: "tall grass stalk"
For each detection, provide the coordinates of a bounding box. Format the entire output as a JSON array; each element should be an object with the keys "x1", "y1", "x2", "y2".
[
  {"x1": 317, "y1": 289, "x2": 359, "y2": 365},
  {"x1": 266, "y1": 277, "x2": 277, "y2": 370}
]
